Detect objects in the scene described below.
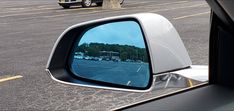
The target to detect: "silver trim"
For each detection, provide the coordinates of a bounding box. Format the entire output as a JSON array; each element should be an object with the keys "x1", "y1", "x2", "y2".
[{"x1": 45, "y1": 69, "x2": 155, "y2": 92}]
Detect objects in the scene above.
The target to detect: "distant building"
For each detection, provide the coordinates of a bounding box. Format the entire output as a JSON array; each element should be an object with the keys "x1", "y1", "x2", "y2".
[{"x1": 99, "y1": 51, "x2": 120, "y2": 61}]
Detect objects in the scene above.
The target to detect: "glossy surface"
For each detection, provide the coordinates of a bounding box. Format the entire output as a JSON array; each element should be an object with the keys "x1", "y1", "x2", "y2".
[{"x1": 70, "y1": 21, "x2": 150, "y2": 88}]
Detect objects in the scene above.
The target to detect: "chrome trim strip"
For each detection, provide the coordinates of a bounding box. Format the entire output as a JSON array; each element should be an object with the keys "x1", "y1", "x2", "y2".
[{"x1": 45, "y1": 69, "x2": 155, "y2": 92}]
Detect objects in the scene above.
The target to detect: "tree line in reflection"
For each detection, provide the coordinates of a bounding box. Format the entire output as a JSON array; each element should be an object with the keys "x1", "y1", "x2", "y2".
[{"x1": 75, "y1": 43, "x2": 148, "y2": 62}]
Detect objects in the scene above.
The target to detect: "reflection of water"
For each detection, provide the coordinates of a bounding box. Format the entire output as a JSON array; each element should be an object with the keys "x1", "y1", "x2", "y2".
[{"x1": 71, "y1": 59, "x2": 150, "y2": 88}]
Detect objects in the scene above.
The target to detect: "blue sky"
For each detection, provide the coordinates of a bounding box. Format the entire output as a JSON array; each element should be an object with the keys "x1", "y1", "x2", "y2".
[{"x1": 78, "y1": 21, "x2": 146, "y2": 48}]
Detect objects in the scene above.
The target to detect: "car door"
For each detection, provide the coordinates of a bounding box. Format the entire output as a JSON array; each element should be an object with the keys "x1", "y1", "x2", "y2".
[{"x1": 118, "y1": 0, "x2": 234, "y2": 110}]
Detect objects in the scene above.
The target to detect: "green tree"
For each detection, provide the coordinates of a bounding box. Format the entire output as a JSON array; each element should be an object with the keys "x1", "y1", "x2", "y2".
[
  {"x1": 76, "y1": 42, "x2": 149, "y2": 62},
  {"x1": 120, "y1": 52, "x2": 128, "y2": 61}
]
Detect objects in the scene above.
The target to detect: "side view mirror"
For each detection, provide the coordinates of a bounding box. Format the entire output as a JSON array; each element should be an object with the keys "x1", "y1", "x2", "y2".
[{"x1": 46, "y1": 13, "x2": 192, "y2": 92}]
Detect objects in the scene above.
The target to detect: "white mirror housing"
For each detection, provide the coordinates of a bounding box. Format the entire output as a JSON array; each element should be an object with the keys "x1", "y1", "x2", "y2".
[
  {"x1": 46, "y1": 13, "x2": 192, "y2": 91},
  {"x1": 128, "y1": 13, "x2": 192, "y2": 74}
]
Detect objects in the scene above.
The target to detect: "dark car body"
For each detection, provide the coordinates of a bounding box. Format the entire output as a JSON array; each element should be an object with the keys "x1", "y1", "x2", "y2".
[
  {"x1": 58, "y1": 0, "x2": 123, "y2": 8},
  {"x1": 58, "y1": 0, "x2": 102, "y2": 8}
]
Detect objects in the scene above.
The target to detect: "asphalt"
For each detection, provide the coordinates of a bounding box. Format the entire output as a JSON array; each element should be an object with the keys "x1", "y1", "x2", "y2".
[
  {"x1": 0, "y1": 0, "x2": 210, "y2": 110},
  {"x1": 72, "y1": 60, "x2": 150, "y2": 87}
]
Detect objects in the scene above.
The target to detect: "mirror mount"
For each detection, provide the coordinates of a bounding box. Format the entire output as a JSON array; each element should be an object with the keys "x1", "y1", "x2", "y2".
[{"x1": 46, "y1": 13, "x2": 191, "y2": 92}]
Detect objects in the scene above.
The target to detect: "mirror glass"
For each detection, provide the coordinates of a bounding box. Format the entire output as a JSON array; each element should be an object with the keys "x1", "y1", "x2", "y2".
[{"x1": 70, "y1": 21, "x2": 151, "y2": 89}]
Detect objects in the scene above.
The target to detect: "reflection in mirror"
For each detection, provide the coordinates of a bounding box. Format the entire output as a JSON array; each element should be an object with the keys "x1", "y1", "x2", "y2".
[{"x1": 70, "y1": 21, "x2": 150, "y2": 88}]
